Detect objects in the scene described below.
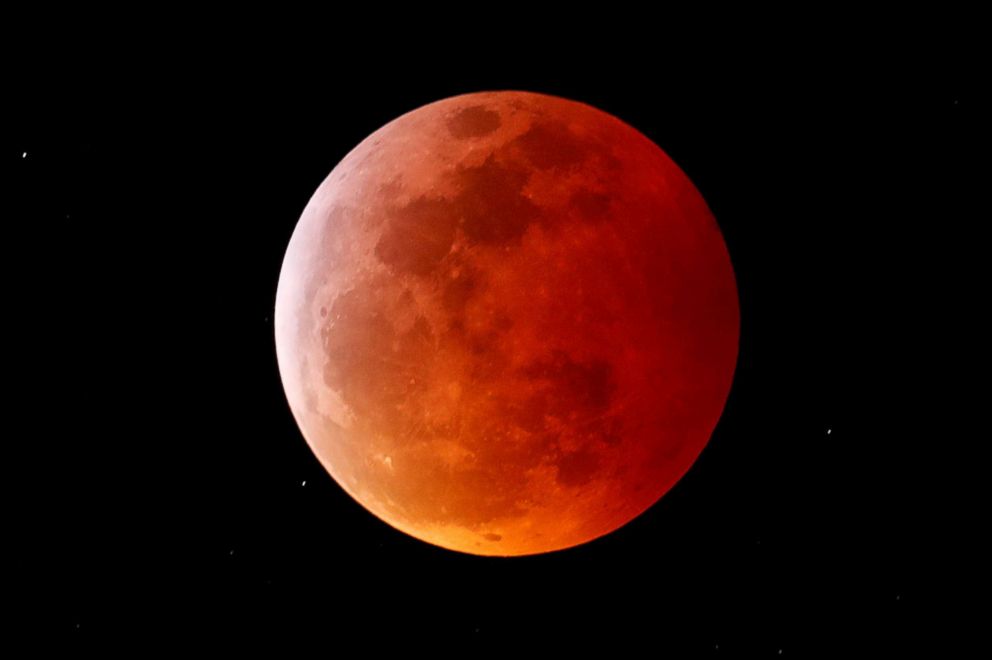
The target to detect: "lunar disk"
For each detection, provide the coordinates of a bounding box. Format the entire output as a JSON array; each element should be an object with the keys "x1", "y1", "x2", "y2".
[{"x1": 275, "y1": 91, "x2": 739, "y2": 556}]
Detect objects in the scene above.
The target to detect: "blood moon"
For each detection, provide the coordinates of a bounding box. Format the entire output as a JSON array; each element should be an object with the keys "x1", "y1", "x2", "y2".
[{"x1": 275, "y1": 91, "x2": 739, "y2": 556}]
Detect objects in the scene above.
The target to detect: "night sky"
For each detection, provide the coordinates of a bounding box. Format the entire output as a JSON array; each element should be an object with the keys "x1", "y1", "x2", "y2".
[{"x1": 13, "y1": 37, "x2": 975, "y2": 651}]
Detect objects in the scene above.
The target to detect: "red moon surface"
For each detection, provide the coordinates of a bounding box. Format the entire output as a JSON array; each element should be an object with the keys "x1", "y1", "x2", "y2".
[{"x1": 275, "y1": 91, "x2": 739, "y2": 556}]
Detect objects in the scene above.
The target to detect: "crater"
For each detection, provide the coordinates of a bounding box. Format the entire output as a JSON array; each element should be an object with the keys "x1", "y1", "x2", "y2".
[
  {"x1": 320, "y1": 287, "x2": 434, "y2": 425},
  {"x1": 442, "y1": 265, "x2": 478, "y2": 314},
  {"x1": 375, "y1": 196, "x2": 459, "y2": 276},
  {"x1": 556, "y1": 448, "x2": 600, "y2": 488},
  {"x1": 511, "y1": 121, "x2": 590, "y2": 170},
  {"x1": 451, "y1": 155, "x2": 540, "y2": 245},
  {"x1": 447, "y1": 105, "x2": 502, "y2": 139},
  {"x1": 569, "y1": 189, "x2": 613, "y2": 222},
  {"x1": 521, "y1": 350, "x2": 616, "y2": 412},
  {"x1": 321, "y1": 289, "x2": 398, "y2": 413}
]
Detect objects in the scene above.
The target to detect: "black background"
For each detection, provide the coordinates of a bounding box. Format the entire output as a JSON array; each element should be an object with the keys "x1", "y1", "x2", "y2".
[{"x1": 12, "y1": 32, "x2": 976, "y2": 652}]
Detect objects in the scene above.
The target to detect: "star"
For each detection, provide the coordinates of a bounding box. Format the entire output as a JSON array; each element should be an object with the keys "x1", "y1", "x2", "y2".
[{"x1": 22, "y1": 152, "x2": 27, "y2": 159}]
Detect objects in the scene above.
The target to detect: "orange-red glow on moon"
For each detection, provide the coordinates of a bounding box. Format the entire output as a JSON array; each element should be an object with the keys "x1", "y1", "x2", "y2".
[{"x1": 274, "y1": 91, "x2": 739, "y2": 556}]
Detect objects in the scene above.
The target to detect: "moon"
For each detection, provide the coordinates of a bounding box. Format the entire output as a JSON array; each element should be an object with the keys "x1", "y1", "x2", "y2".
[{"x1": 275, "y1": 91, "x2": 739, "y2": 556}]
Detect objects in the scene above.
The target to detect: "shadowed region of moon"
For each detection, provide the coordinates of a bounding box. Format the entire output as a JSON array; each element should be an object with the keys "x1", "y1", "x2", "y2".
[{"x1": 275, "y1": 91, "x2": 739, "y2": 556}]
